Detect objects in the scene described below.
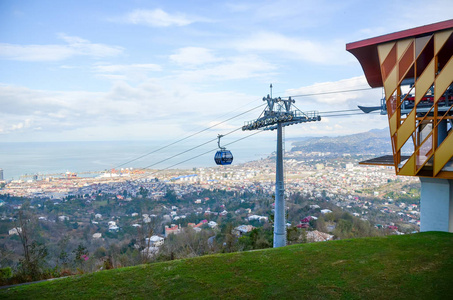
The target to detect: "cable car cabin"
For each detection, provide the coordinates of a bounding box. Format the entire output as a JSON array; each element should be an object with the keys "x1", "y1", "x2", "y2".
[{"x1": 214, "y1": 150, "x2": 233, "y2": 165}]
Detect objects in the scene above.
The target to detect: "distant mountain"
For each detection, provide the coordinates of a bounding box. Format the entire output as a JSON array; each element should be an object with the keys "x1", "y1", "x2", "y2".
[{"x1": 290, "y1": 128, "x2": 392, "y2": 155}]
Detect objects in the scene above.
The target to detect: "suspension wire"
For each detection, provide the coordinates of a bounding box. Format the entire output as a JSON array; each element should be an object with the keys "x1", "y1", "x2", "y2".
[
  {"x1": 115, "y1": 103, "x2": 266, "y2": 168},
  {"x1": 273, "y1": 78, "x2": 376, "y2": 97},
  {"x1": 115, "y1": 85, "x2": 380, "y2": 168},
  {"x1": 101, "y1": 108, "x2": 378, "y2": 181},
  {"x1": 140, "y1": 127, "x2": 243, "y2": 170},
  {"x1": 135, "y1": 131, "x2": 264, "y2": 180},
  {"x1": 126, "y1": 104, "x2": 374, "y2": 178},
  {"x1": 128, "y1": 107, "x2": 378, "y2": 181},
  {"x1": 319, "y1": 109, "x2": 361, "y2": 114},
  {"x1": 287, "y1": 87, "x2": 374, "y2": 98},
  {"x1": 113, "y1": 87, "x2": 380, "y2": 173},
  {"x1": 323, "y1": 112, "x2": 380, "y2": 117},
  {"x1": 135, "y1": 110, "x2": 379, "y2": 179},
  {"x1": 292, "y1": 103, "x2": 366, "y2": 116}
]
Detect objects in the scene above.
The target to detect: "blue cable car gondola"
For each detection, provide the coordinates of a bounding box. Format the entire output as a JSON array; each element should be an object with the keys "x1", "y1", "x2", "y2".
[{"x1": 214, "y1": 134, "x2": 233, "y2": 165}]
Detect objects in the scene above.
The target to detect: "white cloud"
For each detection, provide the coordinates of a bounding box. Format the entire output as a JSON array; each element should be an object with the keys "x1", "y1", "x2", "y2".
[
  {"x1": 0, "y1": 44, "x2": 74, "y2": 61},
  {"x1": 0, "y1": 34, "x2": 123, "y2": 61},
  {"x1": 286, "y1": 76, "x2": 381, "y2": 107},
  {"x1": 169, "y1": 47, "x2": 222, "y2": 67},
  {"x1": 0, "y1": 117, "x2": 34, "y2": 134},
  {"x1": 0, "y1": 76, "x2": 387, "y2": 142},
  {"x1": 0, "y1": 81, "x2": 259, "y2": 141},
  {"x1": 125, "y1": 9, "x2": 195, "y2": 27},
  {"x1": 174, "y1": 55, "x2": 276, "y2": 81},
  {"x1": 10, "y1": 119, "x2": 32, "y2": 131},
  {"x1": 58, "y1": 34, "x2": 123, "y2": 58},
  {"x1": 353, "y1": 1, "x2": 453, "y2": 42},
  {"x1": 224, "y1": 3, "x2": 254, "y2": 12},
  {"x1": 234, "y1": 32, "x2": 351, "y2": 64},
  {"x1": 92, "y1": 63, "x2": 162, "y2": 82},
  {"x1": 390, "y1": 0, "x2": 453, "y2": 31},
  {"x1": 93, "y1": 63, "x2": 162, "y2": 73},
  {"x1": 96, "y1": 74, "x2": 128, "y2": 81}
]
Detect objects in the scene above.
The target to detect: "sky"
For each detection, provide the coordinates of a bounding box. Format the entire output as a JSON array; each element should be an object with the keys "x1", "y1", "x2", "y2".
[{"x1": 1, "y1": 0, "x2": 452, "y2": 145}]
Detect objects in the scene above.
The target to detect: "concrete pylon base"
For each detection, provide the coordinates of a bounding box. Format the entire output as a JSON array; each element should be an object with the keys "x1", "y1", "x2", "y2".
[{"x1": 420, "y1": 177, "x2": 453, "y2": 232}]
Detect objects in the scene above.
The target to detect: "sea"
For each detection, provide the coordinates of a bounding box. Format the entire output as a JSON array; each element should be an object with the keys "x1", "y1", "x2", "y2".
[{"x1": 0, "y1": 137, "x2": 280, "y2": 181}]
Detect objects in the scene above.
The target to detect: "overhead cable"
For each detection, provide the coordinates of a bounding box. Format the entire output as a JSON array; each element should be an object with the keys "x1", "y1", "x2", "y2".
[
  {"x1": 288, "y1": 87, "x2": 374, "y2": 98},
  {"x1": 140, "y1": 127, "x2": 243, "y2": 170},
  {"x1": 136, "y1": 131, "x2": 263, "y2": 180},
  {"x1": 115, "y1": 103, "x2": 266, "y2": 168},
  {"x1": 323, "y1": 112, "x2": 380, "y2": 117},
  {"x1": 319, "y1": 109, "x2": 361, "y2": 114},
  {"x1": 115, "y1": 86, "x2": 381, "y2": 173}
]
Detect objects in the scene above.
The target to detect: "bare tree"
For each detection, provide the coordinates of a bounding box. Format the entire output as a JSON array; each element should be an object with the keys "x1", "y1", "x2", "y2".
[
  {"x1": 136, "y1": 217, "x2": 161, "y2": 264},
  {"x1": 15, "y1": 206, "x2": 48, "y2": 281}
]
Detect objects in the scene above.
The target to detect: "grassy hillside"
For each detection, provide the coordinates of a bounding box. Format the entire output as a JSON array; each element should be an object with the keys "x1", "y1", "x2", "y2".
[{"x1": 1, "y1": 232, "x2": 453, "y2": 299}]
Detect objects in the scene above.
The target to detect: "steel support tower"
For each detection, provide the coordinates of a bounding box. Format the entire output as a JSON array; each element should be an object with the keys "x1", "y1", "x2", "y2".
[{"x1": 243, "y1": 91, "x2": 320, "y2": 247}]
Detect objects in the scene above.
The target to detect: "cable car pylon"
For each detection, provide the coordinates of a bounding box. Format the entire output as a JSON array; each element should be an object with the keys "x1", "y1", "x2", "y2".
[{"x1": 243, "y1": 84, "x2": 321, "y2": 248}]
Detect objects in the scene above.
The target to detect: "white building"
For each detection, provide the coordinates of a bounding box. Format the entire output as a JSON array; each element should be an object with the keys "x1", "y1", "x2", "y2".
[
  {"x1": 145, "y1": 235, "x2": 164, "y2": 247},
  {"x1": 109, "y1": 224, "x2": 119, "y2": 232},
  {"x1": 208, "y1": 221, "x2": 218, "y2": 228},
  {"x1": 9, "y1": 227, "x2": 21, "y2": 235},
  {"x1": 58, "y1": 215, "x2": 69, "y2": 221},
  {"x1": 248, "y1": 215, "x2": 268, "y2": 222}
]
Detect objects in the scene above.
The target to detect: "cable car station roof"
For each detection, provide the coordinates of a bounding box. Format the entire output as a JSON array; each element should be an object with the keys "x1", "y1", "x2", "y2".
[{"x1": 346, "y1": 19, "x2": 453, "y2": 88}]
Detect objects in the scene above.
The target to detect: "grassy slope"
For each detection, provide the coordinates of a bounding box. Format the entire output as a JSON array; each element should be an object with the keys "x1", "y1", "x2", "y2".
[{"x1": 2, "y1": 232, "x2": 453, "y2": 299}]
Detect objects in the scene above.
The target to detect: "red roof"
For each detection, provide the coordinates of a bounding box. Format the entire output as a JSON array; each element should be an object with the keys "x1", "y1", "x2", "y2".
[
  {"x1": 346, "y1": 19, "x2": 453, "y2": 88},
  {"x1": 301, "y1": 216, "x2": 312, "y2": 223}
]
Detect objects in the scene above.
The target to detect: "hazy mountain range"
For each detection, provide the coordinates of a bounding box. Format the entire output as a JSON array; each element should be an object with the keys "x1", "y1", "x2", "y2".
[{"x1": 290, "y1": 128, "x2": 392, "y2": 155}]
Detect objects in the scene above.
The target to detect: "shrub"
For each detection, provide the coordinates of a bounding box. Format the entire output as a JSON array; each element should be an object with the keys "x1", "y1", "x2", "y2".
[{"x1": 0, "y1": 267, "x2": 12, "y2": 280}]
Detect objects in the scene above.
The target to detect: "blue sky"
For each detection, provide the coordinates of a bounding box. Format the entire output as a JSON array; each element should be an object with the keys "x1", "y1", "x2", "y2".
[{"x1": 1, "y1": 0, "x2": 452, "y2": 144}]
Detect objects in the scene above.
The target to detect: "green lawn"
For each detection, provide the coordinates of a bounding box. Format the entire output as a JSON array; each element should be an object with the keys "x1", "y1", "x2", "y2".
[{"x1": 2, "y1": 232, "x2": 453, "y2": 299}]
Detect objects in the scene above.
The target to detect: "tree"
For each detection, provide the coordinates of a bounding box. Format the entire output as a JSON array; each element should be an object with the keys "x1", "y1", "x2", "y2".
[
  {"x1": 164, "y1": 189, "x2": 178, "y2": 204},
  {"x1": 57, "y1": 235, "x2": 71, "y2": 270},
  {"x1": 15, "y1": 206, "x2": 48, "y2": 281},
  {"x1": 287, "y1": 227, "x2": 300, "y2": 245},
  {"x1": 316, "y1": 216, "x2": 328, "y2": 232},
  {"x1": 136, "y1": 218, "x2": 159, "y2": 264},
  {"x1": 73, "y1": 243, "x2": 89, "y2": 270}
]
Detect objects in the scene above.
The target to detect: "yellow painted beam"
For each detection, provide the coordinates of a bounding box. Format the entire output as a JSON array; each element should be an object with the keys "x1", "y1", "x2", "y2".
[
  {"x1": 434, "y1": 29, "x2": 453, "y2": 55},
  {"x1": 384, "y1": 67, "x2": 398, "y2": 100},
  {"x1": 435, "y1": 56, "x2": 453, "y2": 102},
  {"x1": 396, "y1": 110, "x2": 415, "y2": 151},
  {"x1": 378, "y1": 42, "x2": 395, "y2": 64},
  {"x1": 415, "y1": 60, "x2": 435, "y2": 104},
  {"x1": 389, "y1": 113, "x2": 397, "y2": 136},
  {"x1": 434, "y1": 132, "x2": 453, "y2": 176},
  {"x1": 398, "y1": 154, "x2": 416, "y2": 176},
  {"x1": 397, "y1": 38, "x2": 413, "y2": 59}
]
